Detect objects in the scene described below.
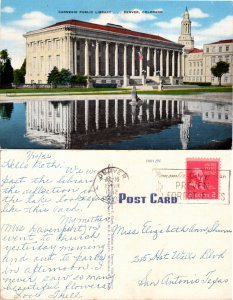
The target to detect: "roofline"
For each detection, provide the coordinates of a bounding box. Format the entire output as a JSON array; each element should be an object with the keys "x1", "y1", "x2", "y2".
[
  {"x1": 205, "y1": 39, "x2": 233, "y2": 45},
  {"x1": 24, "y1": 18, "x2": 181, "y2": 46}
]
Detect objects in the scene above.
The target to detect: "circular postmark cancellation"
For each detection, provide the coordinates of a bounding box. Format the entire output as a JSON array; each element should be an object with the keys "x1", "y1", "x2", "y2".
[{"x1": 92, "y1": 165, "x2": 129, "y2": 203}]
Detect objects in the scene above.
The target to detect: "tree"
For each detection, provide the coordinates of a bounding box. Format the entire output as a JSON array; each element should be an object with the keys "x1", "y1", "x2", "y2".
[
  {"x1": 0, "y1": 49, "x2": 14, "y2": 87},
  {"x1": 211, "y1": 61, "x2": 230, "y2": 86},
  {"x1": 71, "y1": 74, "x2": 87, "y2": 86},
  {"x1": 47, "y1": 67, "x2": 62, "y2": 84},
  {"x1": 47, "y1": 67, "x2": 73, "y2": 84},
  {"x1": 13, "y1": 69, "x2": 25, "y2": 84},
  {"x1": 59, "y1": 68, "x2": 72, "y2": 84}
]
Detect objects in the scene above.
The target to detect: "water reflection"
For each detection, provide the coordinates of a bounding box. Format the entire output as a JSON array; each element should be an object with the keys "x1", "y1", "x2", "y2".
[{"x1": 0, "y1": 97, "x2": 231, "y2": 149}]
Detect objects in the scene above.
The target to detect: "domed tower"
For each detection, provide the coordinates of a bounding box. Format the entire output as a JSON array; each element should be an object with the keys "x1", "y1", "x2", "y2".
[{"x1": 178, "y1": 7, "x2": 194, "y2": 51}]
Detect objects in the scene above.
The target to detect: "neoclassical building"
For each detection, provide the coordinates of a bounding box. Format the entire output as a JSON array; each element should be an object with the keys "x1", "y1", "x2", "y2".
[
  {"x1": 24, "y1": 19, "x2": 183, "y2": 85},
  {"x1": 178, "y1": 8, "x2": 233, "y2": 84}
]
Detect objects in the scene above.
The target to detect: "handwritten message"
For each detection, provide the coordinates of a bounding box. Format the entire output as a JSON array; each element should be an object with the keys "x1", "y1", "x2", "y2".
[
  {"x1": 1, "y1": 151, "x2": 113, "y2": 299},
  {"x1": 0, "y1": 150, "x2": 231, "y2": 299}
]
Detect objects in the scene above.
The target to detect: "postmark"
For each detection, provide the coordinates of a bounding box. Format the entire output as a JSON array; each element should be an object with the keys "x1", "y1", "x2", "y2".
[
  {"x1": 186, "y1": 159, "x2": 220, "y2": 199},
  {"x1": 92, "y1": 165, "x2": 129, "y2": 203}
]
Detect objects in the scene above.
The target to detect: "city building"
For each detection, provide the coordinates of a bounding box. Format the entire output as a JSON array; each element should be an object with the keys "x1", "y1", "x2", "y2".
[
  {"x1": 203, "y1": 40, "x2": 233, "y2": 85},
  {"x1": 178, "y1": 8, "x2": 233, "y2": 84},
  {"x1": 23, "y1": 19, "x2": 183, "y2": 86}
]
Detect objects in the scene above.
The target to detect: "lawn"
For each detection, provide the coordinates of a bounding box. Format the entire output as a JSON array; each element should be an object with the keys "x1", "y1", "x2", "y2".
[{"x1": 0, "y1": 86, "x2": 231, "y2": 96}]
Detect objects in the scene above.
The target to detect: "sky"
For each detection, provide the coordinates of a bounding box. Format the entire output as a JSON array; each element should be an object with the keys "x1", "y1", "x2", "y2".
[{"x1": 1, "y1": 0, "x2": 233, "y2": 68}]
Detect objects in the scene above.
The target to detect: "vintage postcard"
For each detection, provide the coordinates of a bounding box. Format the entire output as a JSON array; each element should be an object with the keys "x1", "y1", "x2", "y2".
[
  {"x1": 0, "y1": 150, "x2": 232, "y2": 299},
  {"x1": 0, "y1": 0, "x2": 232, "y2": 149},
  {"x1": 0, "y1": 0, "x2": 232, "y2": 299}
]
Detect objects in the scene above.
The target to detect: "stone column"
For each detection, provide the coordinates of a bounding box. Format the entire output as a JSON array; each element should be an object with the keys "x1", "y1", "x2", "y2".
[
  {"x1": 171, "y1": 100, "x2": 174, "y2": 117},
  {"x1": 67, "y1": 35, "x2": 70, "y2": 70},
  {"x1": 166, "y1": 100, "x2": 169, "y2": 118},
  {"x1": 160, "y1": 49, "x2": 163, "y2": 77},
  {"x1": 147, "y1": 47, "x2": 150, "y2": 76},
  {"x1": 146, "y1": 99, "x2": 149, "y2": 121},
  {"x1": 153, "y1": 49, "x2": 157, "y2": 76},
  {"x1": 95, "y1": 99, "x2": 99, "y2": 130},
  {"x1": 95, "y1": 40, "x2": 99, "y2": 76},
  {"x1": 166, "y1": 50, "x2": 169, "y2": 77},
  {"x1": 160, "y1": 100, "x2": 163, "y2": 119},
  {"x1": 115, "y1": 99, "x2": 118, "y2": 127},
  {"x1": 132, "y1": 45, "x2": 135, "y2": 76},
  {"x1": 181, "y1": 51, "x2": 185, "y2": 77},
  {"x1": 139, "y1": 47, "x2": 143, "y2": 76},
  {"x1": 177, "y1": 52, "x2": 181, "y2": 77},
  {"x1": 84, "y1": 39, "x2": 89, "y2": 76},
  {"x1": 123, "y1": 99, "x2": 127, "y2": 126},
  {"x1": 123, "y1": 44, "x2": 127, "y2": 76},
  {"x1": 74, "y1": 39, "x2": 77, "y2": 75},
  {"x1": 105, "y1": 41, "x2": 109, "y2": 76},
  {"x1": 70, "y1": 37, "x2": 74, "y2": 73},
  {"x1": 85, "y1": 99, "x2": 89, "y2": 131},
  {"x1": 106, "y1": 99, "x2": 109, "y2": 128},
  {"x1": 172, "y1": 51, "x2": 175, "y2": 77},
  {"x1": 115, "y1": 43, "x2": 118, "y2": 76},
  {"x1": 153, "y1": 100, "x2": 156, "y2": 119}
]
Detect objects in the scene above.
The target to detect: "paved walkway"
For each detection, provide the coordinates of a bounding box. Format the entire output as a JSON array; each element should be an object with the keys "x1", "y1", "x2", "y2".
[{"x1": 0, "y1": 92, "x2": 231, "y2": 103}]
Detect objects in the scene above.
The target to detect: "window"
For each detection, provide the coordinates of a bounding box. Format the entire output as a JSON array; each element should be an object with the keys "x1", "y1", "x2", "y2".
[
  {"x1": 219, "y1": 46, "x2": 222, "y2": 52},
  {"x1": 33, "y1": 57, "x2": 36, "y2": 73},
  {"x1": 206, "y1": 47, "x2": 209, "y2": 53},
  {"x1": 212, "y1": 46, "x2": 215, "y2": 52},
  {"x1": 189, "y1": 62, "x2": 192, "y2": 67},
  {"x1": 225, "y1": 114, "x2": 228, "y2": 120},
  {"x1": 211, "y1": 112, "x2": 214, "y2": 118},
  {"x1": 205, "y1": 112, "x2": 208, "y2": 118},
  {"x1": 193, "y1": 69, "x2": 196, "y2": 75},
  {"x1": 48, "y1": 55, "x2": 52, "y2": 72},
  {"x1": 40, "y1": 56, "x2": 43, "y2": 73},
  {"x1": 226, "y1": 46, "x2": 229, "y2": 51},
  {"x1": 224, "y1": 77, "x2": 228, "y2": 83},
  {"x1": 56, "y1": 55, "x2": 60, "y2": 70},
  {"x1": 189, "y1": 70, "x2": 191, "y2": 75},
  {"x1": 197, "y1": 62, "x2": 199, "y2": 67},
  {"x1": 225, "y1": 56, "x2": 230, "y2": 62},
  {"x1": 201, "y1": 69, "x2": 203, "y2": 75},
  {"x1": 193, "y1": 62, "x2": 196, "y2": 67},
  {"x1": 218, "y1": 56, "x2": 222, "y2": 61},
  {"x1": 56, "y1": 40, "x2": 60, "y2": 49},
  {"x1": 218, "y1": 113, "x2": 221, "y2": 120},
  {"x1": 197, "y1": 69, "x2": 199, "y2": 75},
  {"x1": 48, "y1": 41, "x2": 52, "y2": 49},
  {"x1": 33, "y1": 43, "x2": 36, "y2": 51}
]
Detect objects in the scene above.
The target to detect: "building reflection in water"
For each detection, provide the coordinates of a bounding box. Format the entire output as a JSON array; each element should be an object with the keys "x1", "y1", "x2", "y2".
[{"x1": 25, "y1": 97, "x2": 232, "y2": 149}]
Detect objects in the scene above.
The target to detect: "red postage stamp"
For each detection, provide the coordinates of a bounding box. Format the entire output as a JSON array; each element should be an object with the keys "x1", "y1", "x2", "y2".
[{"x1": 186, "y1": 159, "x2": 220, "y2": 199}]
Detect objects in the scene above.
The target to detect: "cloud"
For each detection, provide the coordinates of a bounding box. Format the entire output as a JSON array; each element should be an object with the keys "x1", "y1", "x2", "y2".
[
  {"x1": 1, "y1": 11, "x2": 55, "y2": 68},
  {"x1": 11, "y1": 11, "x2": 55, "y2": 29},
  {"x1": 193, "y1": 15, "x2": 233, "y2": 47},
  {"x1": 155, "y1": 17, "x2": 200, "y2": 29},
  {"x1": 89, "y1": 9, "x2": 157, "y2": 30},
  {"x1": 1, "y1": 26, "x2": 24, "y2": 42},
  {"x1": 1, "y1": 6, "x2": 15, "y2": 13},
  {"x1": 189, "y1": 8, "x2": 209, "y2": 18}
]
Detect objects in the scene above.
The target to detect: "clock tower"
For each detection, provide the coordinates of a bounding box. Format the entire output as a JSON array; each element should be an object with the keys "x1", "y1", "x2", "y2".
[{"x1": 178, "y1": 7, "x2": 194, "y2": 51}]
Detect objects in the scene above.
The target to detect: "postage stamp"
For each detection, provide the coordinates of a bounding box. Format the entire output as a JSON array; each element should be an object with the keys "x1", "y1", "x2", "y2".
[
  {"x1": 186, "y1": 159, "x2": 220, "y2": 200},
  {"x1": 92, "y1": 165, "x2": 129, "y2": 203}
]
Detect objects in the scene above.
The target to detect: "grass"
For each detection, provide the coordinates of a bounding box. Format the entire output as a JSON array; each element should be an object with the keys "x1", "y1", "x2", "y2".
[
  {"x1": 0, "y1": 87, "x2": 130, "y2": 94},
  {"x1": 0, "y1": 86, "x2": 231, "y2": 96},
  {"x1": 137, "y1": 86, "x2": 232, "y2": 95}
]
